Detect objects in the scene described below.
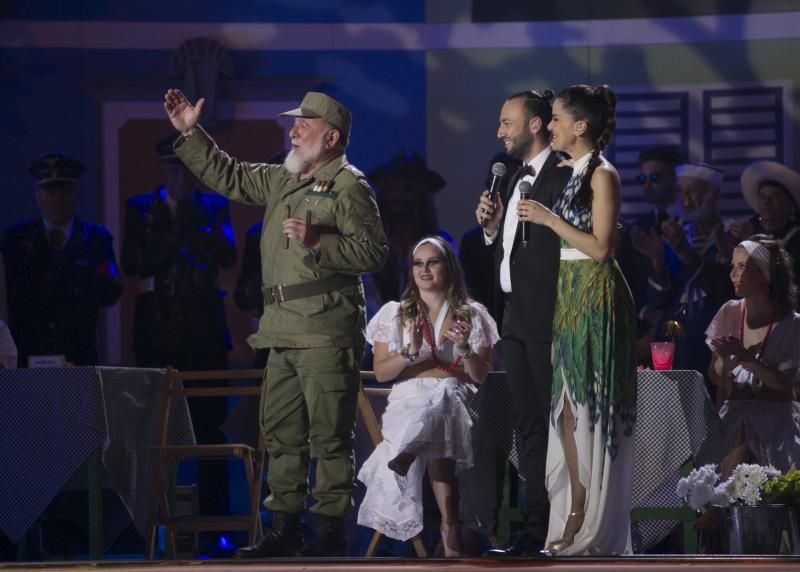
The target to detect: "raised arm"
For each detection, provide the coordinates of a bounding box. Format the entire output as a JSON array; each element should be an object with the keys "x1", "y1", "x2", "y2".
[{"x1": 164, "y1": 89, "x2": 204, "y2": 136}]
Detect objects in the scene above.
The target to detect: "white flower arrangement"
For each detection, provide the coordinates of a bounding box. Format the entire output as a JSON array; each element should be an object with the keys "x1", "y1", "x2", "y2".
[
  {"x1": 677, "y1": 463, "x2": 782, "y2": 511},
  {"x1": 676, "y1": 464, "x2": 720, "y2": 511},
  {"x1": 714, "y1": 463, "x2": 781, "y2": 507}
]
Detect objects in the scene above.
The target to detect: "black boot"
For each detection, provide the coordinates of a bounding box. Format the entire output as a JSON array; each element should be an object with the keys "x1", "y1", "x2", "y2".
[
  {"x1": 233, "y1": 511, "x2": 304, "y2": 559},
  {"x1": 300, "y1": 513, "x2": 347, "y2": 557}
]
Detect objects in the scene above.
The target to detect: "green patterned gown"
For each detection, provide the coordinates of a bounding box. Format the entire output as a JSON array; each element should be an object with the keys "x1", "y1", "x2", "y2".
[{"x1": 544, "y1": 153, "x2": 637, "y2": 555}]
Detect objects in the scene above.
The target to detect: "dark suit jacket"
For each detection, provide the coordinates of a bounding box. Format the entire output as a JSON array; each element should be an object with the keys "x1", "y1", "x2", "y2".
[
  {"x1": 121, "y1": 187, "x2": 236, "y2": 362},
  {"x1": 1, "y1": 216, "x2": 123, "y2": 365},
  {"x1": 492, "y1": 150, "x2": 572, "y2": 344}
]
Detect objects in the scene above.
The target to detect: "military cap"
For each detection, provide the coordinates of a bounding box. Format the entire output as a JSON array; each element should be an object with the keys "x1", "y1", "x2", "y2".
[
  {"x1": 368, "y1": 151, "x2": 446, "y2": 193},
  {"x1": 280, "y1": 92, "x2": 352, "y2": 145},
  {"x1": 156, "y1": 132, "x2": 182, "y2": 164},
  {"x1": 29, "y1": 153, "x2": 85, "y2": 188}
]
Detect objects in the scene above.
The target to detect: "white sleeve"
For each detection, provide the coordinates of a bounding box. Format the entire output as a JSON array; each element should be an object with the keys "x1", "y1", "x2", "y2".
[
  {"x1": 705, "y1": 300, "x2": 738, "y2": 350},
  {"x1": 365, "y1": 301, "x2": 403, "y2": 354},
  {"x1": 467, "y1": 301, "x2": 501, "y2": 350}
]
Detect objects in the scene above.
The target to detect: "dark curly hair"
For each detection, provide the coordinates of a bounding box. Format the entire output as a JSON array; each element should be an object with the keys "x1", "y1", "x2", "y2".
[
  {"x1": 557, "y1": 84, "x2": 617, "y2": 211},
  {"x1": 744, "y1": 234, "x2": 798, "y2": 318},
  {"x1": 399, "y1": 235, "x2": 471, "y2": 328}
]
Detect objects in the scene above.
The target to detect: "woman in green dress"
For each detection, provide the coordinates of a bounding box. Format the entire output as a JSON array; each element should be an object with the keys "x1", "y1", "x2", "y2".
[{"x1": 520, "y1": 84, "x2": 637, "y2": 555}]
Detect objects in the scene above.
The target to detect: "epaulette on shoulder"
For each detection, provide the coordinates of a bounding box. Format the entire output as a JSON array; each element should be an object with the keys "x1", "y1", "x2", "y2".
[{"x1": 342, "y1": 164, "x2": 366, "y2": 180}]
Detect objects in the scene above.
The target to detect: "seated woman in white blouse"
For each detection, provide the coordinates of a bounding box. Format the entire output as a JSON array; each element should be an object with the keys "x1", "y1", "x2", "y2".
[
  {"x1": 697, "y1": 235, "x2": 800, "y2": 528},
  {"x1": 357, "y1": 236, "x2": 499, "y2": 557}
]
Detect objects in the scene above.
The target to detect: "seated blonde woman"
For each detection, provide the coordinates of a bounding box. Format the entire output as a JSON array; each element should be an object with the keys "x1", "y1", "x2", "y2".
[{"x1": 357, "y1": 236, "x2": 499, "y2": 557}]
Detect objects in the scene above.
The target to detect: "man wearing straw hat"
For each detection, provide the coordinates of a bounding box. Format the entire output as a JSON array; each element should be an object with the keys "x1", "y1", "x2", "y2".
[{"x1": 728, "y1": 160, "x2": 800, "y2": 300}]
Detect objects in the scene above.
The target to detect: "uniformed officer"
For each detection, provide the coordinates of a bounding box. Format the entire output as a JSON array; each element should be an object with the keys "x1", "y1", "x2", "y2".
[
  {"x1": 164, "y1": 89, "x2": 388, "y2": 557},
  {"x1": 121, "y1": 133, "x2": 237, "y2": 371},
  {"x1": 121, "y1": 133, "x2": 238, "y2": 520},
  {"x1": 1, "y1": 153, "x2": 123, "y2": 366}
]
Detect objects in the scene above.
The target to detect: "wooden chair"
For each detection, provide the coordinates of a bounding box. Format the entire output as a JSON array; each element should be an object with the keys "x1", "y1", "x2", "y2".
[
  {"x1": 145, "y1": 368, "x2": 266, "y2": 559},
  {"x1": 358, "y1": 372, "x2": 429, "y2": 557}
]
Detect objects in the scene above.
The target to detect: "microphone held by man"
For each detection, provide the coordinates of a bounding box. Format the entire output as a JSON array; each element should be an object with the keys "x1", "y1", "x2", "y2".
[
  {"x1": 519, "y1": 180, "x2": 531, "y2": 248},
  {"x1": 480, "y1": 162, "x2": 507, "y2": 228}
]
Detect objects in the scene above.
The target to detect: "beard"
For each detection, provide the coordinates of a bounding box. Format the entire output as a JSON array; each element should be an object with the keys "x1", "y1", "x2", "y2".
[
  {"x1": 683, "y1": 193, "x2": 717, "y2": 223},
  {"x1": 284, "y1": 136, "x2": 325, "y2": 175},
  {"x1": 505, "y1": 132, "x2": 534, "y2": 160}
]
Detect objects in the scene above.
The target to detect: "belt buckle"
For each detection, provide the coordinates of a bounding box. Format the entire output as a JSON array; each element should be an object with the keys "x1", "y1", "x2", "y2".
[{"x1": 267, "y1": 284, "x2": 285, "y2": 304}]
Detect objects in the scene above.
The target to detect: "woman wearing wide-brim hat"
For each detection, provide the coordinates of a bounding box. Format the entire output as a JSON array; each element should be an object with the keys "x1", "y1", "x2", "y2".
[{"x1": 727, "y1": 160, "x2": 800, "y2": 305}]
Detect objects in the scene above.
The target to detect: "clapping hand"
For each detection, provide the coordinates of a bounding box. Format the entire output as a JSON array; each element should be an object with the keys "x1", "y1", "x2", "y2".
[
  {"x1": 710, "y1": 336, "x2": 759, "y2": 366},
  {"x1": 631, "y1": 226, "x2": 665, "y2": 260},
  {"x1": 443, "y1": 314, "x2": 472, "y2": 353},
  {"x1": 164, "y1": 89, "x2": 205, "y2": 134},
  {"x1": 728, "y1": 219, "x2": 757, "y2": 242}
]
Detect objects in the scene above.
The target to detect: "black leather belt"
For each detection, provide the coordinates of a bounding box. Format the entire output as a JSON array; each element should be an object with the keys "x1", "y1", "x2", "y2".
[{"x1": 263, "y1": 274, "x2": 360, "y2": 305}]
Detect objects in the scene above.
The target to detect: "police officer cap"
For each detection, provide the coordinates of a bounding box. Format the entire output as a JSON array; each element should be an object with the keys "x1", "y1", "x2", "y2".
[
  {"x1": 156, "y1": 132, "x2": 182, "y2": 164},
  {"x1": 369, "y1": 151, "x2": 446, "y2": 193},
  {"x1": 29, "y1": 153, "x2": 85, "y2": 188},
  {"x1": 280, "y1": 92, "x2": 352, "y2": 146}
]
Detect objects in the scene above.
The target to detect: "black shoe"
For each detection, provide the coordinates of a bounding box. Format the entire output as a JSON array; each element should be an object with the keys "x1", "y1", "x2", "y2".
[
  {"x1": 484, "y1": 529, "x2": 546, "y2": 557},
  {"x1": 233, "y1": 511, "x2": 304, "y2": 559},
  {"x1": 300, "y1": 513, "x2": 347, "y2": 557}
]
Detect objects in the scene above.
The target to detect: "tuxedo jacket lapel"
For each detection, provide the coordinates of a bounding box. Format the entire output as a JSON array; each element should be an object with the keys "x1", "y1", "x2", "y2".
[{"x1": 528, "y1": 151, "x2": 560, "y2": 203}]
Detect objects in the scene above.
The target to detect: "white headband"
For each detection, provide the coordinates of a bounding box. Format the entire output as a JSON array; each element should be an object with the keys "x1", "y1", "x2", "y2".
[
  {"x1": 737, "y1": 240, "x2": 771, "y2": 283},
  {"x1": 412, "y1": 237, "x2": 446, "y2": 256},
  {"x1": 676, "y1": 162, "x2": 725, "y2": 188}
]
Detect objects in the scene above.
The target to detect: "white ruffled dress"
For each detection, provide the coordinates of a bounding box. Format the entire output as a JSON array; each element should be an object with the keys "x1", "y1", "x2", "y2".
[{"x1": 356, "y1": 300, "x2": 500, "y2": 541}]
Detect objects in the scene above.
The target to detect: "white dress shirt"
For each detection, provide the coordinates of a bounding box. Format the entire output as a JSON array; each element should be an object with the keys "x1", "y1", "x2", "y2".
[{"x1": 485, "y1": 147, "x2": 552, "y2": 293}]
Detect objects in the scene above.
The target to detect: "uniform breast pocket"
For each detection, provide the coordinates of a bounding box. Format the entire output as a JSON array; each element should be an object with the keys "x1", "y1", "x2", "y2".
[{"x1": 301, "y1": 194, "x2": 337, "y2": 228}]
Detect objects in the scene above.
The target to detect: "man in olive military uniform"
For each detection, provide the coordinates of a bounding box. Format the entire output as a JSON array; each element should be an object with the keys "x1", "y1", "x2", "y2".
[
  {"x1": 121, "y1": 133, "x2": 237, "y2": 519},
  {"x1": 164, "y1": 89, "x2": 388, "y2": 557},
  {"x1": 1, "y1": 153, "x2": 122, "y2": 366},
  {"x1": 234, "y1": 151, "x2": 287, "y2": 369}
]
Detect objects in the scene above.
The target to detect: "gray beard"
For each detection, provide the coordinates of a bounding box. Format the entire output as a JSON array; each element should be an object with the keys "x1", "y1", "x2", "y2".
[
  {"x1": 284, "y1": 149, "x2": 312, "y2": 175},
  {"x1": 683, "y1": 196, "x2": 717, "y2": 222}
]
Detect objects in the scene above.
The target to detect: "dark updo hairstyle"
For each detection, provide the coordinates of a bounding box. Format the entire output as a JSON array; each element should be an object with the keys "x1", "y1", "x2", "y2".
[
  {"x1": 508, "y1": 89, "x2": 556, "y2": 131},
  {"x1": 747, "y1": 234, "x2": 797, "y2": 318},
  {"x1": 557, "y1": 84, "x2": 617, "y2": 211}
]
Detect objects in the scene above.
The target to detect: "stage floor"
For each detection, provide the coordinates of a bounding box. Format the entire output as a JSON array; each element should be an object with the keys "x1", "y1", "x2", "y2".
[{"x1": 2, "y1": 556, "x2": 800, "y2": 572}]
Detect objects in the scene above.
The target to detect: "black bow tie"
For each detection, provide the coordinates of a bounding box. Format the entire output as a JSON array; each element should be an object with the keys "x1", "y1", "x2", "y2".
[{"x1": 516, "y1": 165, "x2": 535, "y2": 178}]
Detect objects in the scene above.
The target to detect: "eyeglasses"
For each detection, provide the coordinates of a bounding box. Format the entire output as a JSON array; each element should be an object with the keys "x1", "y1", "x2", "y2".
[{"x1": 635, "y1": 172, "x2": 666, "y2": 185}]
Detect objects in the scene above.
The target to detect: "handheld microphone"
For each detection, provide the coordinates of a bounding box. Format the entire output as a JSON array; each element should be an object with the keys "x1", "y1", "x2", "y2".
[
  {"x1": 519, "y1": 181, "x2": 532, "y2": 248},
  {"x1": 481, "y1": 162, "x2": 507, "y2": 227}
]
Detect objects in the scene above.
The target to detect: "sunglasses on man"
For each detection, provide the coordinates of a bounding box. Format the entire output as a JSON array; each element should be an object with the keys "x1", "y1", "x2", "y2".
[{"x1": 635, "y1": 172, "x2": 671, "y2": 185}]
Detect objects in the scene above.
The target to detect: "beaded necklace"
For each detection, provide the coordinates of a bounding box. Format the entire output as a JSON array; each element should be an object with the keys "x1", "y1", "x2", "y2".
[
  {"x1": 419, "y1": 307, "x2": 462, "y2": 373},
  {"x1": 738, "y1": 302, "x2": 774, "y2": 370}
]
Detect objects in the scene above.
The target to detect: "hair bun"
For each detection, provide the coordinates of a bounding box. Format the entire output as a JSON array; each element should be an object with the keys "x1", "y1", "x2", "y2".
[{"x1": 595, "y1": 84, "x2": 617, "y2": 109}]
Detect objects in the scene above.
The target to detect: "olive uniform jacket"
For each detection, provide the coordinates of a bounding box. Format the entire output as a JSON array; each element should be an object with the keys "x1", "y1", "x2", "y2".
[{"x1": 175, "y1": 127, "x2": 388, "y2": 349}]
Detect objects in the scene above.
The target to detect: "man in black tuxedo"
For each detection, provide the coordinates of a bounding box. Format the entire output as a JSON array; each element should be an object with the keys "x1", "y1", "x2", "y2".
[{"x1": 476, "y1": 90, "x2": 572, "y2": 555}]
